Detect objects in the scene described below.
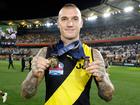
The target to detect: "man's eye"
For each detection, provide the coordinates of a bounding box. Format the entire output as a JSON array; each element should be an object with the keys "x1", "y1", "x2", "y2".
[
  {"x1": 74, "y1": 18, "x2": 78, "y2": 20},
  {"x1": 61, "y1": 18, "x2": 67, "y2": 21},
  {"x1": 73, "y1": 17, "x2": 79, "y2": 20}
]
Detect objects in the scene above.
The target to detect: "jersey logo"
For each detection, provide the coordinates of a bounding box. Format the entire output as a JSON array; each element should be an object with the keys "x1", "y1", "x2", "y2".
[
  {"x1": 76, "y1": 63, "x2": 84, "y2": 69},
  {"x1": 49, "y1": 62, "x2": 64, "y2": 75}
]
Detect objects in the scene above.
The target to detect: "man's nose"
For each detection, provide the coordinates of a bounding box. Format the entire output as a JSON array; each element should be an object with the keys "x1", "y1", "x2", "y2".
[{"x1": 67, "y1": 20, "x2": 73, "y2": 26}]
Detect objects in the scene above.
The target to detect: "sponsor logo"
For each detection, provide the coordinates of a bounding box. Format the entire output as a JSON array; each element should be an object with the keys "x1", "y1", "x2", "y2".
[{"x1": 49, "y1": 62, "x2": 64, "y2": 75}]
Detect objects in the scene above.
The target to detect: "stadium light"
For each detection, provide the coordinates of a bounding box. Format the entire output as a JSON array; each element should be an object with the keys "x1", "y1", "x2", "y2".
[
  {"x1": 87, "y1": 15, "x2": 98, "y2": 21},
  {"x1": 114, "y1": 11, "x2": 118, "y2": 14},
  {"x1": 45, "y1": 22, "x2": 53, "y2": 27},
  {"x1": 27, "y1": 24, "x2": 32, "y2": 28},
  {"x1": 123, "y1": 6, "x2": 134, "y2": 13},
  {"x1": 55, "y1": 22, "x2": 57, "y2": 25},
  {"x1": 118, "y1": 10, "x2": 121, "y2": 13},
  {"x1": 21, "y1": 21, "x2": 26, "y2": 25},
  {"x1": 8, "y1": 21, "x2": 14, "y2": 26},
  {"x1": 34, "y1": 20, "x2": 39, "y2": 24},
  {"x1": 103, "y1": 12, "x2": 111, "y2": 18}
]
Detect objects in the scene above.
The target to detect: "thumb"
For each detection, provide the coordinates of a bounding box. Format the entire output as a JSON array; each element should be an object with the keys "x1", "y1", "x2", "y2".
[{"x1": 36, "y1": 47, "x2": 47, "y2": 57}]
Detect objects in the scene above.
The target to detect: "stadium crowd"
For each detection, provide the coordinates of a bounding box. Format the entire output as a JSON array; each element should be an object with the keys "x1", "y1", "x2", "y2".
[
  {"x1": 16, "y1": 33, "x2": 58, "y2": 44},
  {"x1": 98, "y1": 43, "x2": 140, "y2": 66},
  {"x1": 16, "y1": 21, "x2": 140, "y2": 44},
  {"x1": 81, "y1": 22, "x2": 140, "y2": 41}
]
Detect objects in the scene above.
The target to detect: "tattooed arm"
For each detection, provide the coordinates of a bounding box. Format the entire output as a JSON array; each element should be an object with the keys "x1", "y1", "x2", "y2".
[
  {"x1": 21, "y1": 47, "x2": 50, "y2": 99},
  {"x1": 86, "y1": 49, "x2": 114, "y2": 102},
  {"x1": 94, "y1": 73, "x2": 114, "y2": 101},
  {"x1": 21, "y1": 71, "x2": 41, "y2": 99}
]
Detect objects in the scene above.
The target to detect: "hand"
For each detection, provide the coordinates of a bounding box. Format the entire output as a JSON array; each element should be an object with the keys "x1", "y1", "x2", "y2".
[
  {"x1": 31, "y1": 56, "x2": 50, "y2": 78},
  {"x1": 86, "y1": 60, "x2": 106, "y2": 81}
]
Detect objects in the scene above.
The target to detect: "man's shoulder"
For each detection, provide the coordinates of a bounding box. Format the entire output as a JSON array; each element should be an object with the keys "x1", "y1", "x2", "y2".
[
  {"x1": 82, "y1": 43, "x2": 100, "y2": 52},
  {"x1": 92, "y1": 48, "x2": 100, "y2": 53}
]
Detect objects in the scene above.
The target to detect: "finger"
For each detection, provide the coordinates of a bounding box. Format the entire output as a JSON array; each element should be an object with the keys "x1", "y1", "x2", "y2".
[
  {"x1": 87, "y1": 69, "x2": 98, "y2": 74},
  {"x1": 36, "y1": 47, "x2": 47, "y2": 57},
  {"x1": 88, "y1": 61, "x2": 103, "y2": 66},
  {"x1": 87, "y1": 70, "x2": 104, "y2": 79},
  {"x1": 92, "y1": 71, "x2": 102, "y2": 77},
  {"x1": 86, "y1": 61, "x2": 102, "y2": 70},
  {"x1": 34, "y1": 56, "x2": 50, "y2": 67},
  {"x1": 88, "y1": 61, "x2": 105, "y2": 71},
  {"x1": 86, "y1": 65, "x2": 99, "y2": 71},
  {"x1": 32, "y1": 61, "x2": 48, "y2": 71},
  {"x1": 36, "y1": 57, "x2": 50, "y2": 66},
  {"x1": 39, "y1": 60, "x2": 50, "y2": 68},
  {"x1": 36, "y1": 64, "x2": 47, "y2": 70}
]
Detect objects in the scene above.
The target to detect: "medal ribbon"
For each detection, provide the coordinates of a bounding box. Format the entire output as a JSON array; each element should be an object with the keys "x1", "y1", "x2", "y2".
[{"x1": 51, "y1": 40, "x2": 85, "y2": 59}]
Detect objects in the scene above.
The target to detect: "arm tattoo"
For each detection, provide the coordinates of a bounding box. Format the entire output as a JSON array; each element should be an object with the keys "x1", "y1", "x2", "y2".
[
  {"x1": 94, "y1": 75, "x2": 114, "y2": 102},
  {"x1": 21, "y1": 47, "x2": 47, "y2": 99},
  {"x1": 92, "y1": 48, "x2": 114, "y2": 101},
  {"x1": 23, "y1": 77, "x2": 38, "y2": 98},
  {"x1": 21, "y1": 72, "x2": 39, "y2": 99}
]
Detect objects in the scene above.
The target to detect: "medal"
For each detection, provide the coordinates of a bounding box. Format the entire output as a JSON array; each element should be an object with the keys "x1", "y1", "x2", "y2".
[
  {"x1": 83, "y1": 56, "x2": 90, "y2": 69},
  {"x1": 48, "y1": 56, "x2": 59, "y2": 68}
]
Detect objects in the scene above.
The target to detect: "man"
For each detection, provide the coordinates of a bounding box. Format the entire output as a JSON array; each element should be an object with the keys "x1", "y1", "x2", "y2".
[
  {"x1": 21, "y1": 55, "x2": 26, "y2": 72},
  {"x1": 8, "y1": 54, "x2": 14, "y2": 69},
  {"x1": 0, "y1": 90, "x2": 8, "y2": 103},
  {"x1": 28, "y1": 55, "x2": 33, "y2": 71},
  {"x1": 21, "y1": 3, "x2": 114, "y2": 105}
]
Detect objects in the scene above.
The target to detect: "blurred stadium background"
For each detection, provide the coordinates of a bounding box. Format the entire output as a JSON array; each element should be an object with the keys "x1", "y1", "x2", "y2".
[{"x1": 0, "y1": 0, "x2": 140, "y2": 105}]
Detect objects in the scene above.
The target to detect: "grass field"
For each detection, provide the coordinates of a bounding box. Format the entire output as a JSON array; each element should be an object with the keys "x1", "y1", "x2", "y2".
[{"x1": 0, "y1": 60, "x2": 140, "y2": 105}]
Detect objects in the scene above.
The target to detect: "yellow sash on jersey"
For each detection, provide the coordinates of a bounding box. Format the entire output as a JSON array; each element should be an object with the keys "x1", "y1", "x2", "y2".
[{"x1": 44, "y1": 44, "x2": 93, "y2": 105}]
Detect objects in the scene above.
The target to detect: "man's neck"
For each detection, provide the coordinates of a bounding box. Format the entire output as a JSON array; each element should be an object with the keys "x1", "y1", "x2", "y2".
[{"x1": 61, "y1": 37, "x2": 79, "y2": 46}]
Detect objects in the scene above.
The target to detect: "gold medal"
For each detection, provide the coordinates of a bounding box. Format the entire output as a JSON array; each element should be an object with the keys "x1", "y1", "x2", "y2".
[
  {"x1": 83, "y1": 56, "x2": 90, "y2": 69},
  {"x1": 48, "y1": 56, "x2": 59, "y2": 68}
]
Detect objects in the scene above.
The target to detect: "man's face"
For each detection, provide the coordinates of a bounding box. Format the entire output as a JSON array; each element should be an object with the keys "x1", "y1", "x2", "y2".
[{"x1": 58, "y1": 7, "x2": 83, "y2": 40}]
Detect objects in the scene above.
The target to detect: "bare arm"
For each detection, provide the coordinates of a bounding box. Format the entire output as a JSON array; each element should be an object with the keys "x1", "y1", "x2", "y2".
[
  {"x1": 86, "y1": 49, "x2": 114, "y2": 102},
  {"x1": 21, "y1": 47, "x2": 50, "y2": 99},
  {"x1": 94, "y1": 72, "x2": 114, "y2": 102},
  {"x1": 21, "y1": 71, "x2": 40, "y2": 99}
]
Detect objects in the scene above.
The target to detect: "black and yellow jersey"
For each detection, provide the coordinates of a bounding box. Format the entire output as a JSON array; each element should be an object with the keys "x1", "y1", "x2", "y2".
[{"x1": 45, "y1": 43, "x2": 93, "y2": 105}]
